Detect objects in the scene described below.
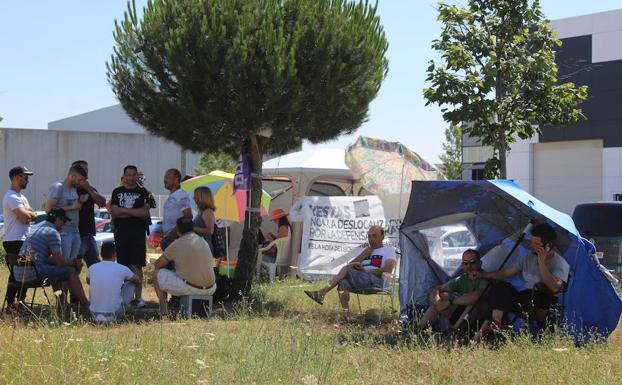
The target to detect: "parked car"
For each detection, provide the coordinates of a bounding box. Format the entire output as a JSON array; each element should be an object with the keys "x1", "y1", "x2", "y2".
[
  {"x1": 572, "y1": 202, "x2": 622, "y2": 271},
  {"x1": 440, "y1": 226, "x2": 478, "y2": 271},
  {"x1": 0, "y1": 213, "x2": 4, "y2": 236},
  {"x1": 94, "y1": 208, "x2": 111, "y2": 220},
  {"x1": 33, "y1": 211, "x2": 47, "y2": 224},
  {"x1": 147, "y1": 221, "x2": 163, "y2": 250}
]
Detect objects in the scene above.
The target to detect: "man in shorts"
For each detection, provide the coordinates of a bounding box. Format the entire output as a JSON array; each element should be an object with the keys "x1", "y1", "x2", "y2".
[
  {"x1": 110, "y1": 165, "x2": 151, "y2": 308},
  {"x1": 45, "y1": 164, "x2": 88, "y2": 261},
  {"x1": 153, "y1": 217, "x2": 216, "y2": 317},
  {"x1": 304, "y1": 225, "x2": 397, "y2": 319},
  {"x1": 13, "y1": 208, "x2": 90, "y2": 317}
]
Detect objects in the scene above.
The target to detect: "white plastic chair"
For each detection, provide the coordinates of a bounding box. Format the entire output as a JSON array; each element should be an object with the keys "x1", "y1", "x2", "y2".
[
  {"x1": 257, "y1": 236, "x2": 291, "y2": 282},
  {"x1": 353, "y1": 253, "x2": 400, "y2": 323}
]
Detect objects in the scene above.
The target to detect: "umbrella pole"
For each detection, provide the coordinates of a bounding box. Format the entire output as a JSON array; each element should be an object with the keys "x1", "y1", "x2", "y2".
[{"x1": 453, "y1": 220, "x2": 535, "y2": 331}]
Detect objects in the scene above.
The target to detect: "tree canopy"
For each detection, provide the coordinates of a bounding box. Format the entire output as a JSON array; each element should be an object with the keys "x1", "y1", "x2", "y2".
[
  {"x1": 107, "y1": 0, "x2": 388, "y2": 158},
  {"x1": 424, "y1": 0, "x2": 587, "y2": 178},
  {"x1": 440, "y1": 124, "x2": 462, "y2": 180}
]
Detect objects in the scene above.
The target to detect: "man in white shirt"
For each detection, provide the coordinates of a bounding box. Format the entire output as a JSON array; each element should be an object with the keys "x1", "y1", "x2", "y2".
[
  {"x1": 87, "y1": 242, "x2": 141, "y2": 322},
  {"x1": 160, "y1": 168, "x2": 192, "y2": 250},
  {"x1": 2, "y1": 166, "x2": 37, "y2": 308},
  {"x1": 304, "y1": 225, "x2": 397, "y2": 319}
]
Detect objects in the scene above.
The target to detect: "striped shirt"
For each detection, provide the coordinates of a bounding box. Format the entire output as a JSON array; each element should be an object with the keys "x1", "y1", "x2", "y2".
[{"x1": 13, "y1": 222, "x2": 62, "y2": 282}]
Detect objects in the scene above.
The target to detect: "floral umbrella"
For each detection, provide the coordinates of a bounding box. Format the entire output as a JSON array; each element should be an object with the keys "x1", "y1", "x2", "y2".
[
  {"x1": 345, "y1": 136, "x2": 443, "y2": 197},
  {"x1": 181, "y1": 170, "x2": 271, "y2": 223}
]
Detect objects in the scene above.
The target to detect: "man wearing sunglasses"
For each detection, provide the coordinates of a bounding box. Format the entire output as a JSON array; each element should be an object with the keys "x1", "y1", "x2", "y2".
[{"x1": 418, "y1": 249, "x2": 489, "y2": 329}]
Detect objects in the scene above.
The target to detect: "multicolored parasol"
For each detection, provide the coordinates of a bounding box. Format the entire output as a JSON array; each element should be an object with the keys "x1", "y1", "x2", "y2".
[
  {"x1": 345, "y1": 136, "x2": 443, "y2": 196},
  {"x1": 181, "y1": 170, "x2": 271, "y2": 222}
]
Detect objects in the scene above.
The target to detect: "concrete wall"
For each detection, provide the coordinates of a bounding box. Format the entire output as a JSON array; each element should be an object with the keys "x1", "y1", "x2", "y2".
[{"x1": 0, "y1": 127, "x2": 201, "y2": 211}]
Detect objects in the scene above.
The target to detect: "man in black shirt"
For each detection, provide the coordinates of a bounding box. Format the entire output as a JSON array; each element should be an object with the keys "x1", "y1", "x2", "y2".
[
  {"x1": 111, "y1": 165, "x2": 151, "y2": 308},
  {"x1": 72, "y1": 160, "x2": 106, "y2": 267}
]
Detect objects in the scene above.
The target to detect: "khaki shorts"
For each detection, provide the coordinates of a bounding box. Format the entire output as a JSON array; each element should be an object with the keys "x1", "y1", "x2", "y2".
[{"x1": 157, "y1": 269, "x2": 216, "y2": 296}]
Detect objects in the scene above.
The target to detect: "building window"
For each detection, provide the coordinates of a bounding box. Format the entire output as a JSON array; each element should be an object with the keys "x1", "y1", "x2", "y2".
[
  {"x1": 614, "y1": 194, "x2": 622, "y2": 202},
  {"x1": 472, "y1": 168, "x2": 485, "y2": 180}
]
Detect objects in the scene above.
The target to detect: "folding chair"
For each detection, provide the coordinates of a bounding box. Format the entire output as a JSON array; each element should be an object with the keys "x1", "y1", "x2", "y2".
[
  {"x1": 257, "y1": 236, "x2": 291, "y2": 282},
  {"x1": 351, "y1": 253, "x2": 400, "y2": 323},
  {"x1": 2, "y1": 252, "x2": 52, "y2": 312}
]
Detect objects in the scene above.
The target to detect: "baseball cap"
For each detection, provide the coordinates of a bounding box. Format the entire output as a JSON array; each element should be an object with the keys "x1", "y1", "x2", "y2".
[
  {"x1": 46, "y1": 208, "x2": 71, "y2": 223},
  {"x1": 9, "y1": 166, "x2": 34, "y2": 179}
]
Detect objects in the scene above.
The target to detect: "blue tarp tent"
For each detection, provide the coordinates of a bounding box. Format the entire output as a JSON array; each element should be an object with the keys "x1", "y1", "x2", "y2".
[{"x1": 399, "y1": 180, "x2": 622, "y2": 343}]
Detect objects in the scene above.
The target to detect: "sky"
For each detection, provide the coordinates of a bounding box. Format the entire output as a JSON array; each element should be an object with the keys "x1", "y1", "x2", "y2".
[{"x1": 1, "y1": 1, "x2": 621, "y2": 164}]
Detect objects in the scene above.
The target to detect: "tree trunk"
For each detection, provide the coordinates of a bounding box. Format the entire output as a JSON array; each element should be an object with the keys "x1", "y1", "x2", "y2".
[
  {"x1": 498, "y1": 125, "x2": 507, "y2": 179},
  {"x1": 231, "y1": 134, "x2": 263, "y2": 300}
]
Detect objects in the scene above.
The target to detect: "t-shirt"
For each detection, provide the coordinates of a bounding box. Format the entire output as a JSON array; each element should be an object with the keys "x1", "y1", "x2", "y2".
[
  {"x1": 163, "y1": 232, "x2": 215, "y2": 287},
  {"x1": 18, "y1": 221, "x2": 62, "y2": 269},
  {"x1": 361, "y1": 246, "x2": 397, "y2": 271},
  {"x1": 77, "y1": 187, "x2": 97, "y2": 237},
  {"x1": 87, "y1": 261, "x2": 134, "y2": 313},
  {"x1": 446, "y1": 274, "x2": 489, "y2": 295},
  {"x1": 162, "y1": 188, "x2": 191, "y2": 235},
  {"x1": 521, "y1": 252, "x2": 570, "y2": 290},
  {"x1": 110, "y1": 185, "x2": 150, "y2": 234},
  {"x1": 48, "y1": 181, "x2": 79, "y2": 233},
  {"x1": 2, "y1": 189, "x2": 32, "y2": 242}
]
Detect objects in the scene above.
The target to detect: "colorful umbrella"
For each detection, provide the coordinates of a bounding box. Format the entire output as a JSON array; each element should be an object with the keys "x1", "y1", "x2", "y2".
[
  {"x1": 181, "y1": 170, "x2": 271, "y2": 222},
  {"x1": 345, "y1": 136, "x2": 443, "y2": 196}
]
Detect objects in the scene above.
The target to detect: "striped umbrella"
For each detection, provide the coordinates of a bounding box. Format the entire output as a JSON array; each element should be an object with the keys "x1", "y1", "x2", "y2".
[{"x1": 181, "y1": 170, "x2": 271, "y2": 222}]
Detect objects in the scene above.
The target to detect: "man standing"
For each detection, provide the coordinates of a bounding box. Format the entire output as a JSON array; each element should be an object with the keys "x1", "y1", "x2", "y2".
[
  {"x1": 45, "y1": 164, "x2": 88, "y2": 261},
  {"x1": 2, "y1": 166, "x2": 37, "y2": 308},
  {"x1": 87, "y1": 242, "x2": 141, "y2": 322},
  {"x1": 13, "y1": 208, "x2": 90, "y2": 318},
  {"x1": 110, "y1": 165, "x2": 151, "y2": 308},
  {"x1": 160, "y1": 168, "x2": 192, "y2": 250},
  {"x1": 417, "y1": 249, "x2": 489, "y2": 329},
  {"x1": 475, "y1": 223, "x2": 570, "y2": 334},
  {"x1": 304, "y1": 225, "x2": 397, "y2": 320},
  {"x1": 72, "y1": 160, "x2": 106, "y2": 267},
  {"x1": 153, "y1": 217, "x2": 216, "y2": 317}
]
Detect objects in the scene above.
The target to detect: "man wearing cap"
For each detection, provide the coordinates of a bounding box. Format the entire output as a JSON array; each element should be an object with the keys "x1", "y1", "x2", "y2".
[
  {"x1": 160, "y1": 168, "x2": 192, "y2": 250},
  {"x1": 2, "y1": 166, "x2": 37, "y2": 308},
  {"x1": 13, "y1": 208, "x2": 90, "y2": 317},
  {"x1": 152, "y1": 217, "x2": 216, "y2": 317},
  {"x1": 45, "y1": 164, "x2": 88, "y2": 262},
  {"x1": 72, "y1": 160, "x2": 106, "y2": 267}
]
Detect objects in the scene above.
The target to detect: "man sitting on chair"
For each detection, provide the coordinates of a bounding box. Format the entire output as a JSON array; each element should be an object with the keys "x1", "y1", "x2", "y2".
[
  {"x1": 153, "y1": 217, "x2": 216, "y2": 317},
  {"x1": 13, "y1": 208, "x2": 90, "y2": 318},
  {"x1": 304, "y1": 225, "x2": 396, "y2": 320},
  {"x1": 417, "y1": 249, "x2": 489, "y2": 330}
]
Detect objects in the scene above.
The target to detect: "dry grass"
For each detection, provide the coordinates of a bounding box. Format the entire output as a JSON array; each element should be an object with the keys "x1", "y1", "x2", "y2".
[{"x1": 0, "y1": 264, "x2": 621, "y2": 384}]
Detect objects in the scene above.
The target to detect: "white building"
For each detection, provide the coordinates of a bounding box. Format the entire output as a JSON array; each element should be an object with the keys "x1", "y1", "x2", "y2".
[
  {"x1": 1, "y1": 105, "x2": 201, "y2": 211},
  {"x1": 462, "y1": 9, "x2": 622, "y2": 214}
]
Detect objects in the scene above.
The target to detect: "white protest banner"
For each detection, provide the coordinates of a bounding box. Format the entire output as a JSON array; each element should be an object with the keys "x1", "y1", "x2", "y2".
[{"x1": 290, "y1": 196, "x2": 386, "y2": 280}]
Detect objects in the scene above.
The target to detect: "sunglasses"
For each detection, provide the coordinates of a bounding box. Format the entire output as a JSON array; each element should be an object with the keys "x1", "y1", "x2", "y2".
[{"x1": 462, "y1": 259, "x2": 479, "y2": 266}]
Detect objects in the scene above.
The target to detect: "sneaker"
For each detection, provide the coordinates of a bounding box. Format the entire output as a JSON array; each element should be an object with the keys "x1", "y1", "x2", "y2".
[
  {"x1": 132, "y1": 298, "x2": 146, "y2": 308},
  {"x1": 480, "y1": 319, "x2": 503, "y2": 336},
  {"x1": 304, "y1": 290, "x2": 324, "y2": 305}
]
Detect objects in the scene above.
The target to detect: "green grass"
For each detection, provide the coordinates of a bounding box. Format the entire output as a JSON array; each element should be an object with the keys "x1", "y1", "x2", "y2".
[{"x1": 0, "y1": 265, "x2": 622, "y2": 384}]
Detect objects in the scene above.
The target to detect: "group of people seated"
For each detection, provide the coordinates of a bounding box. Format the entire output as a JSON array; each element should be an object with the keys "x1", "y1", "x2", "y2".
[{"x1": 418, "y1": 222, "x2": 569, "y2": 336}]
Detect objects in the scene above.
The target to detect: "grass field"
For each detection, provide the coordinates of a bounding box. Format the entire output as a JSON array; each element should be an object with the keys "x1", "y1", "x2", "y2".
[{"x1": 0, "y1": 263, "x2": 621, "y2": 385}]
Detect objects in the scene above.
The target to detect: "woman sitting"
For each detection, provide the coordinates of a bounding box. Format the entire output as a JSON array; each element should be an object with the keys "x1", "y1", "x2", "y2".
[
  {"x1": 262, "y1": 208, "x2": 291, "y2": 263},
  {"x1": 192, "y1": 186, "x2": 216, "y2": 254}
]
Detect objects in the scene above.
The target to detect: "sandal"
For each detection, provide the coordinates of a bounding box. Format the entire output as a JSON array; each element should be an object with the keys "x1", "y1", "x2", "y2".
[{"x1": 304, "y1": 290, "x2": 323, "y2": 305}]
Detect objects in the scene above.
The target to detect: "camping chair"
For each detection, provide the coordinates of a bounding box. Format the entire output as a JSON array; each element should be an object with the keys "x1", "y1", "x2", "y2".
[
  {"x1": 257, "y1": 236, "x2": 291, "y2": 282},
  {"x1": 352, "y1": 253, "x2": 400, "y2": 323},
  {"x1": 2, "y1": 252, "x2": 52, "y2": 312}
]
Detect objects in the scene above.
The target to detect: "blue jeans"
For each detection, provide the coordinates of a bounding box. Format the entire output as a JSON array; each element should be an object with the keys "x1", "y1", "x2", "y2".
[
  {"x1": 61, "y1": 232, "x2": 81, "y2": 261},
  {"x1": 78, "y1": 236, "x2": 100, "y2": 267}
]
